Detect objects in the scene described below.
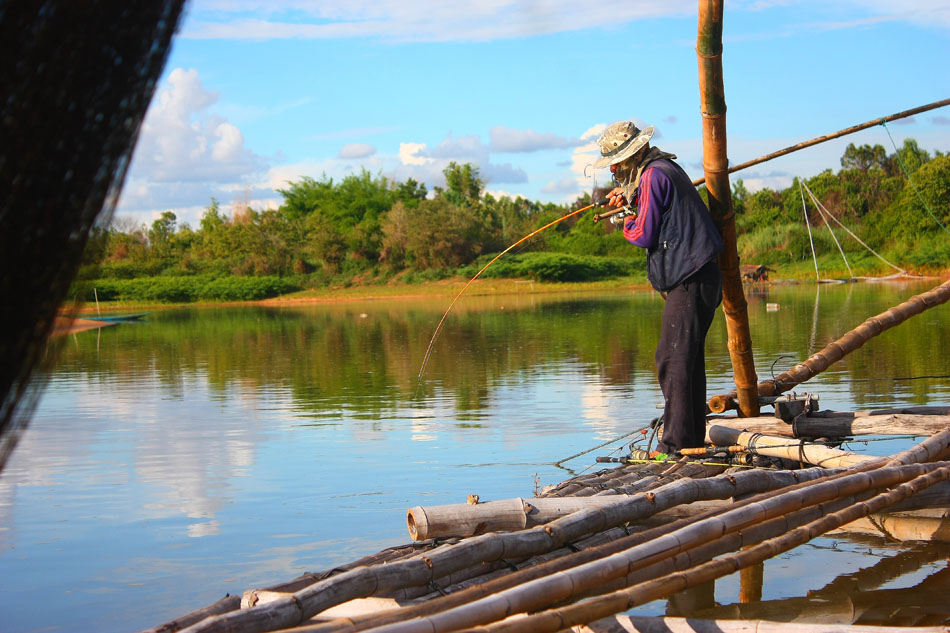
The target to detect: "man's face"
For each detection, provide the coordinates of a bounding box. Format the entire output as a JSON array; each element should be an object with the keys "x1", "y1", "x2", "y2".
[{"x1": 610, "y1": 159, "x2": 632, "y2": 183}]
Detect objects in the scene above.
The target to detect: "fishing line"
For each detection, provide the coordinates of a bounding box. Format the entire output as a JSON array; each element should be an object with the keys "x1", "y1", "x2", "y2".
[
  {"x1": 416, "y1": 202, "x2": 599, "y2": 381},
  {"x1": 553, "y1": 426, "x2": 646, "y2": 468}
]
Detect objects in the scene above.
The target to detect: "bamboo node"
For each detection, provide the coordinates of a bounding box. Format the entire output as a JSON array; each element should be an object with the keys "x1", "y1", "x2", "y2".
[
  {"x1": 726, "y1": 474, "x2": 737, "y2": 485},
  {"x1": 422, "y1": 556, "x2": 433, "y2": 569},
  {"x1": 645, "y1": 492, "x2": 657, "y2": 504}
]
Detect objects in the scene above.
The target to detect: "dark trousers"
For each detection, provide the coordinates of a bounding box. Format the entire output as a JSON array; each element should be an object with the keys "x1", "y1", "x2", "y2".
[{"x1": 655, "y1": 260, "x2": 722, "y2": 453}]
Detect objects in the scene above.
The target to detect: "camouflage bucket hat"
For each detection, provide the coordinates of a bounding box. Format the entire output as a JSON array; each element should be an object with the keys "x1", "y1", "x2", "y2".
[{"x1": 593, "y1": 120, "x2": 654, "y2": 169}]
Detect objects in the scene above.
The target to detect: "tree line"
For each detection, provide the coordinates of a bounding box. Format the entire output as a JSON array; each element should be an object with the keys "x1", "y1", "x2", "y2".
[{"x1": 81, "y1": 138, "x2": 950, "y2": 300}]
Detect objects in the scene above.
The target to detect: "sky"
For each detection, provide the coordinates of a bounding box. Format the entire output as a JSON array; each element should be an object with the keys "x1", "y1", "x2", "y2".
[{"x1": 114, "y1": 0, "x2": 950, "y2": 228}]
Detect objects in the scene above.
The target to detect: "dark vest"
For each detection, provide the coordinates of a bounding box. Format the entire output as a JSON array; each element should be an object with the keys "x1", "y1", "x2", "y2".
[{"x1": 643, "y1": 159, "x2": 723, "y2": 292}]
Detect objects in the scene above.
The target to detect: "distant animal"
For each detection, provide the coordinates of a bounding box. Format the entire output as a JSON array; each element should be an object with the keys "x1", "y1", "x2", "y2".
[{"x1": 740, "y1": 264, "x2": 773, "y2": 282}]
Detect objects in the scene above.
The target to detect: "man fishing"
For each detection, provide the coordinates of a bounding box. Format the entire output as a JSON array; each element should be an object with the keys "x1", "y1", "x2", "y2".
[{"x1": 595, "y1": 120, "x2": 724, "y2": 459}]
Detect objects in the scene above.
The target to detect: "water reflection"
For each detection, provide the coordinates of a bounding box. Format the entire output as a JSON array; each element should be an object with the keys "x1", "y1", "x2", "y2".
[
  {"x1": 668, "y1": 537, "x2": 950, "y2": 626},
  {"x1": 1, "y1": 281, "x2": 949, "y2": 632}
]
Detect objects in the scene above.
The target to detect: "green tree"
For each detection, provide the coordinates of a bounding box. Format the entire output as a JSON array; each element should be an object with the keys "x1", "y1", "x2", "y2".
[
  {"x1": 841, "y1": 143, "x2": 888, "y2": 172},
  {"x1": 396, "y1": 177, "x2": 428, "y2": 208},
  {"x1": 888, "y1": 138, "x2": 931, "y2": 176},
  {"x1": 441, "y1": 162, "x2": 484, "y2": 205},
  {"x1": 148, "y1": 211, "x2": 177, "y2": 259}
]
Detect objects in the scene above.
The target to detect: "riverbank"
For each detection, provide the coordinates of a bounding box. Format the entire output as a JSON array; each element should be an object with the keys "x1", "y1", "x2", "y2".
[
  {"x1": 68, "y1": 276, "x2": 657, "y2": 314},
  {"x1": 69, "y1": 268, "x2": 948, "y2": 316}
]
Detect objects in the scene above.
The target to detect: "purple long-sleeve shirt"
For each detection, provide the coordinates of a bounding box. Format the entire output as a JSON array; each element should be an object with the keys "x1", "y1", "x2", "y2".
[{"x1": 622, "y1": 165, "x2": 675, "y2": 250}]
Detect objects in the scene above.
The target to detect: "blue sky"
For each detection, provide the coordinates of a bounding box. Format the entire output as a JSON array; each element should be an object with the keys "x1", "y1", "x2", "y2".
[{"x1": 115, "y1": 0, "x2": 950, "y2": 227}]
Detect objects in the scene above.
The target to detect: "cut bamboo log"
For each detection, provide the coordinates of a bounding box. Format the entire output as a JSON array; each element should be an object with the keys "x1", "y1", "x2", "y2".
[
  {"x1": 708, "y1": 279, "x2": 950, "y2": 413},
  {"x1": 573, "y1": 615, "x2": 950, "y2": 633},
  {"x1": 707, "y1": 414, "x2": 950, "y2": 439},
  {"x1": 408, "y1": 496, "x2": 705, "y2": 541}
]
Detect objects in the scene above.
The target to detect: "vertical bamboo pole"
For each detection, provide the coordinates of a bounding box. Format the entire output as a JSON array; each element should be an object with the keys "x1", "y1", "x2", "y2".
[
  {"x1": 696, "y1": 0, "x2": 759, "y2": 418},
  {"x1": 739, "y1": 561, "x2": 764, "y2": 603}
]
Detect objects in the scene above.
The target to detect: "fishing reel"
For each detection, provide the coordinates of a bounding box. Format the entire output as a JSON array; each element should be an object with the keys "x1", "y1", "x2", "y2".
[{"x1": 607, "y1": 206, "x2": 636, "y2": 225}]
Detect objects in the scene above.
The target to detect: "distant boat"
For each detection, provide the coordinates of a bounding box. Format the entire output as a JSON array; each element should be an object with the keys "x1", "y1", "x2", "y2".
[{"x1": 85, "y1": 312, "x2": 149, "y2": 322}]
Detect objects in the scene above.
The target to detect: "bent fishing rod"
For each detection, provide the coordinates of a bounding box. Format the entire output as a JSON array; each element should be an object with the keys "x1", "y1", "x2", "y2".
[{"x1": 417, "y1": 197, "x2": 621, "y2": 381}]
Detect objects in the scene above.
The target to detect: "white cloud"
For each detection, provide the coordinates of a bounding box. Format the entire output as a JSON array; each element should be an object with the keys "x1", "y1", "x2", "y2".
[
  {"x1": 399, "y1": 142, "x2": 433, "y2": 166},
  {"x1": 183, "y1": 1, "x2": 698, "y2": 42},
  {"x1": 489, "y1": 126, "x2": 583, "y2": 153},
  {"x1": 338, "y1": 143, "x2": 377, "y2": 159},
  {"x1": 394, "y1": 134, "x2": 526, "y2": 185},
  {"x1": 116, "y1": 68, "x2": 268, "y2": 223},
  {"x1": 183, "y1": 1, "x2": 950, "y2": 43},
  {"x1": 130, "y1": 68, "x2": 264, "y2": 183}
]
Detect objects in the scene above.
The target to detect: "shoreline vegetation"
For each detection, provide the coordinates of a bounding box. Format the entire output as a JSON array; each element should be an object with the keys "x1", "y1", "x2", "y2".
[
  {"x1": 74, "y1": 141, "x2": 950, "y2": 310},
  {"x1": 67, "y1": 271, "x2": 948, "y2": 319}
]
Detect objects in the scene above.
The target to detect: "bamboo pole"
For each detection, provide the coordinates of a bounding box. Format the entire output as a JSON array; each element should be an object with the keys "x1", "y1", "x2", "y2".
[
  {"x1": 454, "y1": 464, "x2": 950, "y2": 633},
  {"x1": 408, "y1": 497, "x2": 660, "y2": 541},
  {"x1": 690, "y1": 97, "x2": 950, "y2": 187},
  {"x1": 739, "y1": 561, "x2": 763, "y2": 603},
  {"x1": 575, "y1": 615, "x2": 950, "y2": 633},
  {"x1": 708, "y1": 279, "x2": 950, "y2": 413},
  {"x1": 697, "y1": 0, "x2": 759, "y2": 418}
]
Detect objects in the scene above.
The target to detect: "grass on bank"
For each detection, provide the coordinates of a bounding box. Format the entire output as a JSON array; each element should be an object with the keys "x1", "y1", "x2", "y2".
[{"x1": 71, "y1": 248, "x2": 946, "y2": 313}]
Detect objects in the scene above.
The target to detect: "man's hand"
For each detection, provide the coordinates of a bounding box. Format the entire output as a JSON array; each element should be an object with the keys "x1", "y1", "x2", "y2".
[{"x1": 606, "y1": 186, "x2": 627, "y2": 208}]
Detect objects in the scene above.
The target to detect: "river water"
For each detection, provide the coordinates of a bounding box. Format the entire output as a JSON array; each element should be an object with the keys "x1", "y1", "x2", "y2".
[{"x1": 2, "y1": 280, "x2": 949, "y2": 632}]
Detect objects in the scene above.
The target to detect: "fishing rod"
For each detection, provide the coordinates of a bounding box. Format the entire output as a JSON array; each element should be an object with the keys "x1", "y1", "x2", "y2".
[{"x1": 417, "y1": 198, "x2": 612, "y2": 381}]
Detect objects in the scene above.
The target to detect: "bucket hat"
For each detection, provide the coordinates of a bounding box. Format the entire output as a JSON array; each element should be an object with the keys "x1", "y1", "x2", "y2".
[{"x1": 593, "y1": 121, "x2": 654, "y2": 169}]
